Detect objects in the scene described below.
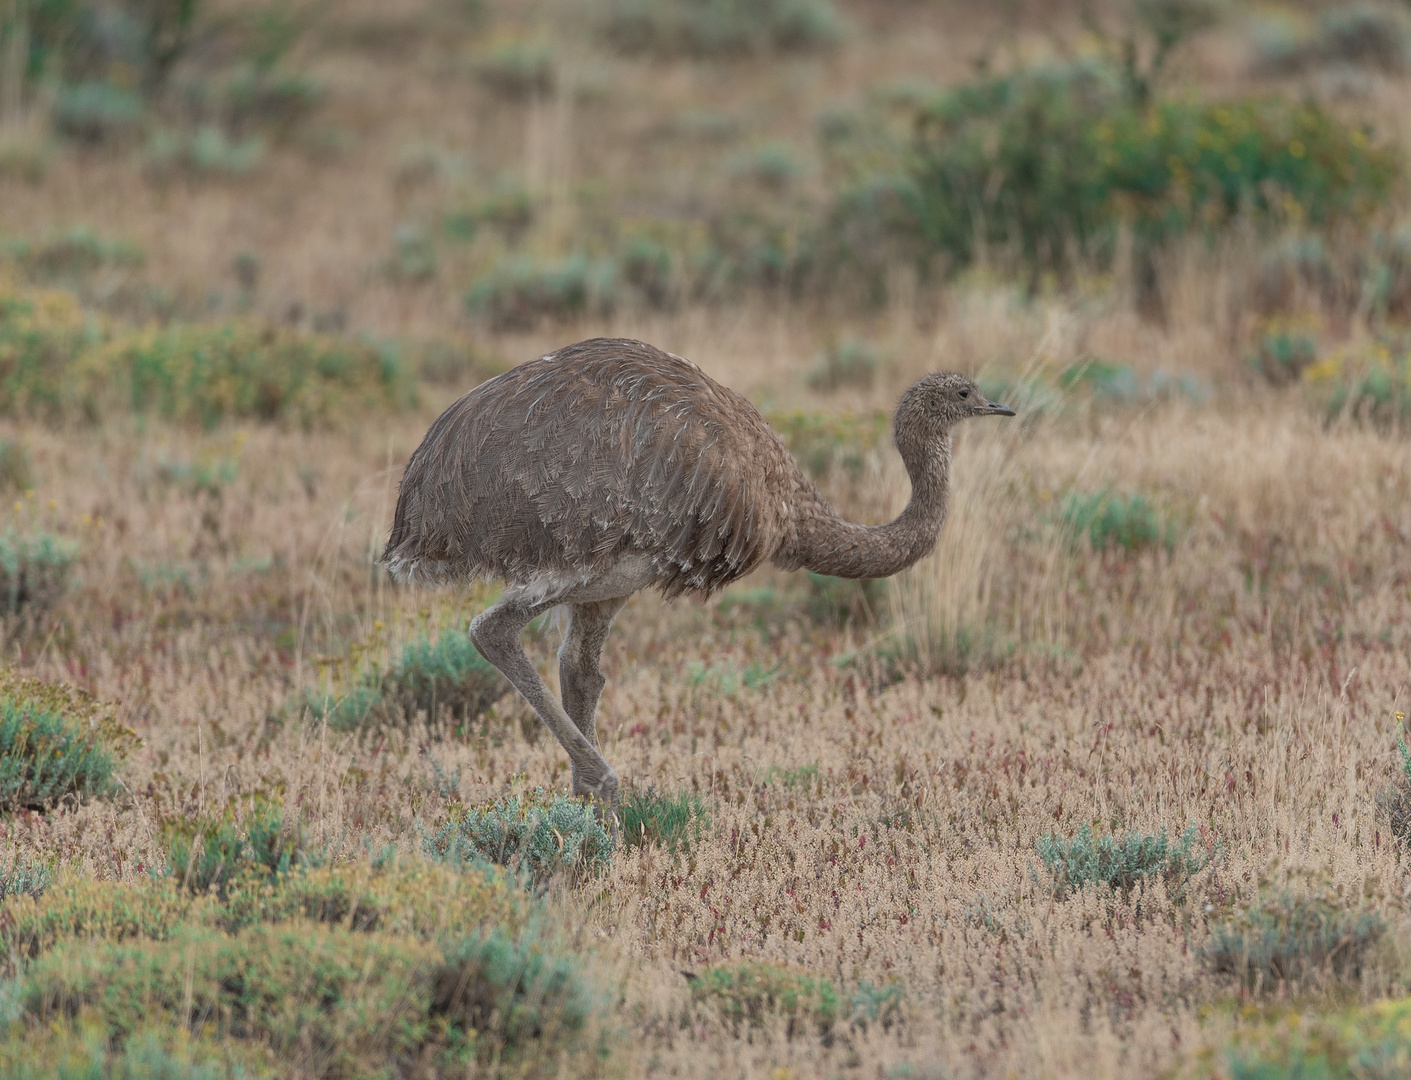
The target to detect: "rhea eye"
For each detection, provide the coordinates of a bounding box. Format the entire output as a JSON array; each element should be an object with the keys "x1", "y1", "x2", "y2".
[{"x1": 959, "y1": 389, "x2": 969, "y2": 399}]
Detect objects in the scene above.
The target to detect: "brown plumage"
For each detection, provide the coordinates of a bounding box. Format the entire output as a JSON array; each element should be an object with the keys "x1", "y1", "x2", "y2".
[{"x1": 382, "y1": 337, "x2": 1014, "y2": 816}]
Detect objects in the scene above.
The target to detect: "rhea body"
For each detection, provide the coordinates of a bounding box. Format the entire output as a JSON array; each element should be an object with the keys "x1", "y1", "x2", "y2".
[{"x1": 382, "y1": 337, "x2": 1014, "y2": 811}]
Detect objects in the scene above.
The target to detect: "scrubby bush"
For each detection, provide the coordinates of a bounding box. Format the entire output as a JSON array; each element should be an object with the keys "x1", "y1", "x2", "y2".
[
  {"x1": 162, "y1": 799, "x2": 306, "y2": 897},
  {"x1": 2, "y1": 228, "x2": 145, "y2": 282},
  {"x1": 144, "y1": 126, "x2": 264, "y2": 178},
  {"x1": 50, "y1": 82, "x2": 144, "y2": 143},
  {"x1": 603, "y1": 0, "x2": 843, "y2": 57},
  {"x1": 805, "y1": 572, "x2": 885, "y2": 627},
  {"x1": 1217, "y1": 997, "x2": 1411, "y2": 1078},
  {"x1": 765, "y1": 408, "x2": 888, "y2": 481},
  {"x1": 0, "y1": 848, "x2": 595, "y2": 1073},
  {"x1": 0, "y1": 530, "x2": 78, "y2": 623},
  {"x1": 1250, "y1": 327, "x2": 1318, "y2": 385},
  {"x1": 92, "y1": 322, "x2": 412, "y2": 427},
  {"x1": 620, "y1": 787, "x2": 709, "y2": 850},
  {"x1": 1035, "y1": 823, "x2": 1211, "y2": 898},
  {"x1": 465, "y1": 254, "x2": 616, "y2": 329},
  {"x1": 0, "y1": 852, "x2": 52, "y2": 901},
  {"x1": 0, "y1": 284, "x2": 415, "y2": 426},
  {"x1": 0, "y1": 670, "x2": 132, "y2": 812},
  {"x1": 296, "y1": 629, "x2": 508, "y2": 732},
  {"x1": 1303, "y1": 341, "x2": 1411, "y2": 427},
  {"x1": 424, "y1": 790, "x2": 614, "y2": 887},
  {"x1": 831, "y1": 61, "x2": 1400, "y2": 295},
  {"x1": 1376, "y1": 729, "x2": 1411, "y2": 845},
  {"x1": 1060, "y1": 490, "x2": 1168, "y2": 553},
  {"x1": 1205, "y1": 886, "x2": 1389, "y2": 992}
]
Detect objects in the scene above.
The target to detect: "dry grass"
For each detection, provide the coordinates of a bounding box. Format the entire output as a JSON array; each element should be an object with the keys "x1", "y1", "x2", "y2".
[{"x1": 2, "y1": 0, "x2": 1411, "y2": 1075}]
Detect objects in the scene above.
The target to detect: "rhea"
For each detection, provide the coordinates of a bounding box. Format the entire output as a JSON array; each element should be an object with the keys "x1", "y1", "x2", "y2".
[{"x1": 381, "y1": 337, "x2": 1014, "y2": 813}]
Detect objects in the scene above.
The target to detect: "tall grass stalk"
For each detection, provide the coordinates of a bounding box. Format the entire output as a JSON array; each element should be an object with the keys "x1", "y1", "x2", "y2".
[{"x1": 888, "y1": 336, "x2": 1070, "y2": 672}]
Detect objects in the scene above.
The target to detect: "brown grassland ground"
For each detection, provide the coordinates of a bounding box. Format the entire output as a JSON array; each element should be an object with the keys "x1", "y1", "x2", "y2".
[{"x1": 1, "y1": 0, "x2": 1411, "y2": 1077}]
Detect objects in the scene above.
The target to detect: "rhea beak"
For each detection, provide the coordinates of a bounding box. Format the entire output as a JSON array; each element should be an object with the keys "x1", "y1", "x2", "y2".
[{"x1": 981, "y1": 399, "x2": 1017, "y2": 417}]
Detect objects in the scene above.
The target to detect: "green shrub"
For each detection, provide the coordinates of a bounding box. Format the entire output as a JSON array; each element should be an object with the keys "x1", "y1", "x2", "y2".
[
  {"x1": 806, "y1": 339, "x2": 878, "y2": 392},
  {"x1": 1035, "y1": 823, "x2": 1211, "y2": 898},
  {"x1": 2, "y1": 228, "x2": 145, "y2": 281},
  {"x1": 603, "y1": 0, "x2": 843, "y2": 57},
  {"x1": 50, "y1": 83, "x2": 144, "y2": 144},
  {"x1": 729, "y1": 142, "x2": 801, "y2": 189},
  {"x1": 1304, "y1": 341, "x2": 1411, "y2": 427},
  {"x1": 386, "y1": 631, "x2": 508, "y2": 723},
  {"x1": 1060, "y1": 490, "x2": 1168, "y2": 553},
  {"x1": 0, "y1": 1027, "x2": 247, "y2": 1079},
  {"x1": 295, "y1": 629, "x2": 508, "y2": 732},
  {"x1": 852, "y1": 61, "x2": 1400, "y2": 290},
  {"x1": 805, "y1": 572, "x2": 885, "y2": 627},
  {"x1": 466, "y1": 254, "x2": 616, "y2": 329},
  {"x1": 0, "y1": 284, "x2": 415, "y2": 426},
  {"x1": 384, "y1": 224, "x2": 437, "y2": 282},
  {"x1": 1217, "y1": 997, "x2": 1411, "y2": 1079},
  {"x1": 0, "y1": 286, "x2": 101, "y2": 420},
  {"x1": 423, "y1": 790, "x2": 614, "y2": 887},
  {"x1": 0, "y1": 530, "x2": 78, "y2": 622},
  {"x1": 620, "y1": 787, "x2": 708, "y2": 850},
  {"x1": 1250, "y1": 328, "x2": 1318, "y2": 386},
  {"x1": 143, "y1": 127, "x2": 264, "y2": 178},
  {"x1": 1205, "y1": 887, "x2": 1390, "y2": 992},
  {"x1": 162, "y1": 800, "x2": 306, "y2": 898},
  {"x1": 91, "y1": 323, "x2": 413, "y2": 427},
  {"x1": 0, "y1": 852, "x2": 52, "y2": 901},
  {"x1": 0, "y1": 670, "x2": 131, "y2": 812},
  {"x1": 765, "y1": 409, "x2": 888, "y2": 481},
  {"x1": 690, "y1": 963, "x2": 839, "y2": 1037}
]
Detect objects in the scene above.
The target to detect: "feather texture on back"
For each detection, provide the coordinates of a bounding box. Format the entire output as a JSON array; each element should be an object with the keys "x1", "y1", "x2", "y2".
[{"x1": 383, "y1": 338, "x2": 800, "y2": 598}]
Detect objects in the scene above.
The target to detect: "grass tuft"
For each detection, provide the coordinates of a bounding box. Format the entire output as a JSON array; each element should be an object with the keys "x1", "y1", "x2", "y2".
[
  {"x1": 423, "y1": 790, "x2": 615, "y2": 887},
  {"x1": 1035, "y1": 823, "x2": 1212, "y2": 898},
  {"x1": 1205, "y1": 887, "x2": 1390, "y2": 993},
  {"x1": 0, "y1": 670, "x2": 131, "y2": 812},
  {"x1": 620, "y1": 787, "x2": 709, "y2": 850}
]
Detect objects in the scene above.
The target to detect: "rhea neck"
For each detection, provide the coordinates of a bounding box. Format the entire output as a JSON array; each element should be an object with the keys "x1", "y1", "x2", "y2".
[{"x1": 779, "y1": 424, "x2": 952, "y2": 580}]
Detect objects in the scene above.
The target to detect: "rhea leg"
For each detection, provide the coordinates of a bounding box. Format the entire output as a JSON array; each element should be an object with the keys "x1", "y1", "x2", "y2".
[
  {"x1": 469, "y1": 597, "x2": 619, "y2": 811},
  {"x1": 559, "y1": 598, "x2": 629, "y2": 793}
]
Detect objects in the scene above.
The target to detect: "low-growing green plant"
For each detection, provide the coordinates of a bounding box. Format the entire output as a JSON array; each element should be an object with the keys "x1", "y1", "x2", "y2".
[
  {"x1": 0, "y1": 530, "x2": 77, "y2": 624},
  {"x1": 0, "y1": 284, "x2": 415, "y2": 426},
  {"x1": 1205, "y1": 886, "x2": 1390, "y2": 992},
  {"x1": 0, "y1": 440, "x2": 37, "y2": 494},
  {"x1": 1060, "y1": 490, "x2": 1168, "y2": 553},
  {"x1": 805, "y1": 572, "x2": 885, "y2": 627},
  {"x1": 684, "y1": 658, "x2": 780, "y2": 695},
  {"x1": 1250, "y1": 328, "x2": 1318, "y2": 386},
  {"x1": 50, "y1": 82, "x2": 145, "y2": 143},
  {"x1": 94, "y1": 323, "x2": 412, "y2": 427},
  {"x1": 1304, "y1": 342, "x2": 1411, "y2": 428},
  {"x1": 465, "y1": 254, "x2": 617, "y2": 329},
  {"x1": 295, "y1": 629, "x2": 508, "y2": 732},
  {"x1": 0, "y1": 670, "x2": 132, "y2": 812},
  {"x1": 765, "y1": 409, "x2": 888, "y2": 481},
  {"x1": 0, "y1": 851, "x2": 52, "y2": 901},
  {"x1": 2, "y1": 228, "x2": 145, "y2": 282},
  {"x1": 760, "y1": 762, "x2": 819, "y2": 788},
  {"x1": 603, "y1": 0, "x2": 844, "y2": 57},
  {"x1": 162, "y1": 799, "x2": 307, "y2": 897},
  {"x1": 835, "y1": 60, "x2": 1400, "y2": 295},
  {"x1": 144, "y1": 126, "x2": 265, "y2": 178},
  {"x1": 620, "y1": 787, "x2": 709, "y2": 850},
  {"x1": 1035, "y1": 823, "x2": 1211, "y2": 898},
  {"x1": 424, "y1": 790, "x2": 614, "y2": 887},
  {"x1": 1216, "y1": 997, "x2": 1411, "y2": 1079},
  {"x1": 690, "y1": 963, "x2": 839, "y2": 1038}
]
